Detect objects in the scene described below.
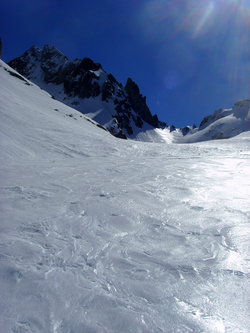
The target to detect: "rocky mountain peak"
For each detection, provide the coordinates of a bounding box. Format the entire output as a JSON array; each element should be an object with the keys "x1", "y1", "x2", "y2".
[
  {"x1": 26, "y1": 45, "x2": 42, "y2": 59},
  {"x1": 77, "y1": 57, "x2": 102, "y2": 72},
  {"x1": 8, "y1": 45, "x2": 165, "y2": 138}
]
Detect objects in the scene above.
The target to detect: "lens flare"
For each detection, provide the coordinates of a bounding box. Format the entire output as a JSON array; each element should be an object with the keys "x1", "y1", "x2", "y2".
[
  {"x1": 136, "y1": 0, "x2": 250, "y2": 98},
  {"x1": 190, "y1": 1, "x2": 215, "y2": 38},
  {"x1": 138, "y1": 0, "x2": 250, "y2": 40}
]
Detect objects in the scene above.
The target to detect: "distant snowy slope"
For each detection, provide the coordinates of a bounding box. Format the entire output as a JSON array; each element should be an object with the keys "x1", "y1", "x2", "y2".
[
  {"x1": 1, "y1": 59, "x2": 250, "y2": 332},
  {"x1": 180, "y1": 99, "x2": 250, "y2": 143},
  {"x1": 135, "y1": 100, "x2": 250, "y2": 143}
]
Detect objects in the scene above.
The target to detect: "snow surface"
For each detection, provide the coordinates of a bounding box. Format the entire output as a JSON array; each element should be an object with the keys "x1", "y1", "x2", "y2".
[{"x1": 0, "y1": 60, "x2": 250, "y2": 332}]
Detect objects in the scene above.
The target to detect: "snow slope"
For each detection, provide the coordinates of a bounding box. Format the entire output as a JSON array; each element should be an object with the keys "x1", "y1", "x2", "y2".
[{"x1": 1, "y1": 60, "x2": 250, "y2": 332}]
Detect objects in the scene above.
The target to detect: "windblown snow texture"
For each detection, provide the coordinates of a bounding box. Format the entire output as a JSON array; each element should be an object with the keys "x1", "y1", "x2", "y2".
[{"x1": 0, "y1": 60, "x2": 250, "y2": 332}]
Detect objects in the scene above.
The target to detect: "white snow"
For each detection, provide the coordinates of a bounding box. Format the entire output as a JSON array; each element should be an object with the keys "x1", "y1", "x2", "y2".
[{"x1": 1, "y1": 60, "x2": 250, "y2": 333}]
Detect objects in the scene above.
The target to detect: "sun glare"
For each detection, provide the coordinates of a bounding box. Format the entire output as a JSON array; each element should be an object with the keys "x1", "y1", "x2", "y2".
[
  {"x1": 136, "y1": 0, "x2": 250, "y2": 97},
  {"x1": 189, "y1": 1, "x2": 215, "y2": 38},
  {"x1": 139, "y1": 0, "x2": 250, "y2": 41}
]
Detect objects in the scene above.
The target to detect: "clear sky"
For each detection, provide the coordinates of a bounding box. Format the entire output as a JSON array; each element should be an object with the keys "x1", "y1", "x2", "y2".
[{"x1": 1, "y1": 0, "x2": 250, "y2": 127}]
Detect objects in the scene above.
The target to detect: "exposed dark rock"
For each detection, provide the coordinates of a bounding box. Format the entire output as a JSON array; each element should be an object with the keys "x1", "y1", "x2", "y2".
[
  {"x1": 125, "y1": 78, "x2": 160, "y2": 128},
  {"x1": 181, "y1": 126, "x2": 191, "y2": 136},
  {"x1": 8, "y1": 45, "x2": 41, "y2": 78},
  {"x1": 77, "y1": 57, "x2": 102, "y2": 72},
  {"x1": 3, "y1": 67, "x2": 31, "y2": 85},
  {"x1": 134, "y1": 115, "x2": 143, "y2": 128},
  {"x1": 114, "y1": 131, "x2": 127, "y2": 139},
  {"x1": 101, "y1": 80, "x2": 115, "y2": 102},
  {"x1": 170, "y1": 125, "x2": 176, "y2": 132},
  {"x1": 40, "y1": 45, "x2": 68, "y2": 83},
  {"x1": 199, "y1": 108, "x2": 224, "y2": 130}
]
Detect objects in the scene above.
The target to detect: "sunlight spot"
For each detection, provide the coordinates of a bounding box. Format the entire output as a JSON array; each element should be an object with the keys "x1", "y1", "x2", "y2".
[{"x1": 191, "y1": 1, "x2": 215, "y2": 38}]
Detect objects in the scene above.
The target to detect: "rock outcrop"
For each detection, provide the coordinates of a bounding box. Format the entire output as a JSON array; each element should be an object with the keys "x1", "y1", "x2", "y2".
[{"x1": 125, "y1": 78, "x2": 160, "y2": 128}]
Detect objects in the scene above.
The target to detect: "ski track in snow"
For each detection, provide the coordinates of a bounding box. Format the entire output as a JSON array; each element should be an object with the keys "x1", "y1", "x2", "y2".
[{"x1": 0, "y1": 61, "x2": 250, "y2": 332}]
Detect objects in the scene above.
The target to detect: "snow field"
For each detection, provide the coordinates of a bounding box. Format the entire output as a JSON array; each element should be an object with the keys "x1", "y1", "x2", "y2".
[{"x1": 1, "y1": 60, "x2": 250, "y2": 332}]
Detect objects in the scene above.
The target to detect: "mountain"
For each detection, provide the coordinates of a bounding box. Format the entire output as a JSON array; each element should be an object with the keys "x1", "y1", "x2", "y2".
[
  {"x1": 169, "y1": 99, "x2": 250, "y2": 143},
  {"x1": 1, "y1": 58, "x2": 250, "y2": 332},
  {"x1": 7, "y1": 45, "x2": 250, "y2": 142},
  {"x1": 8, "y1": 45, "x2": 166, "y2": 139},
  {"x1": 136, "y1": 99, "x2": 250, "y2": 143}
]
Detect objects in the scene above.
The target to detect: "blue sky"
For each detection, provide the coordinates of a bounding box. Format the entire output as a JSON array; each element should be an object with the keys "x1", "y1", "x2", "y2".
[{"x1": 1, "y1": 0, "x2": 250, "y2": 127}]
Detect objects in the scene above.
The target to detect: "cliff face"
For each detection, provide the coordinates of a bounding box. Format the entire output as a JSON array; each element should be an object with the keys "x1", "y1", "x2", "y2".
[
  {"x1": 125, "y1": 78, "x2": 161, "y2": 128},
  {"x1": 8, "y1": 45, "x2": 166, "y2": 138}
]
